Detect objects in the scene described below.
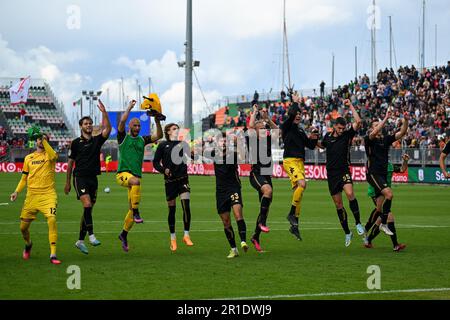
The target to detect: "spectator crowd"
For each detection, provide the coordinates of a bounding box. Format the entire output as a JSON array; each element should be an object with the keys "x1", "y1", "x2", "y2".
[{"x1": 219, "y1": 63, "x2": 450, "y2": 151}]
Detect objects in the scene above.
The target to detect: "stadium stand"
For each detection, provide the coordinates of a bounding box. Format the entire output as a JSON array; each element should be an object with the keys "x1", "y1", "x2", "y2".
[
  {"x1": 0, "y1": 79, "x2": 73, "y2": 151},
  {"x1": 203, "y1": 65, "x2": 450, "y2": 150}
]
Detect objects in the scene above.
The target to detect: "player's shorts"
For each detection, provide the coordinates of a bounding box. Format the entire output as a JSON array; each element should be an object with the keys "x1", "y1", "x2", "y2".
[
  {"x1": 249, "y1": 172, "x2": 272, "y2": 192},
  {"x1": 327, "y1": 170, "x2": 353, "y2": 196},
  {"x1": 20, "y1": 192, "x2": 57, "y2": 221},
  {"x1": 116, "y1": 171, "x2": 139, "y2": 188},
  {"x1": 165, "y1": 176, "x2": 190, "y2": 201},
  {"x1": 283, "y1": 158, "x2": 305, "y2": 189},
  {"x1": 216, "y1": 188, "x2": 243, "y2": 214},
  {"x1": 366, "y1": 173, "x2": 389, "y2": 196},
  {"x1": 73, "y1": 176, "x2": 98, "y2": 202}
]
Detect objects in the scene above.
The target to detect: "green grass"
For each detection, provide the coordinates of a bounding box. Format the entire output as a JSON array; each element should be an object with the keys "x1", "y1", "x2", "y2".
[{"x1": 0, "y1": 173, "x2": 449, "y2": 300}]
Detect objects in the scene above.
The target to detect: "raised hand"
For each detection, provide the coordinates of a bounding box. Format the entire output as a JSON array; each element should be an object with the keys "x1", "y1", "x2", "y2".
[
  {"x1": 97, "y1": 99, "x2": 107, "y2": 113},
  {"x1": 128, "y1": 100, "x2": 137, "y2": 110}
]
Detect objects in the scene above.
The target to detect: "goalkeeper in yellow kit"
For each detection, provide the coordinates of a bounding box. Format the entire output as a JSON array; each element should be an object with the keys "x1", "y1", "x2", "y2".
[{"x1": 10, "y1": 128, "x2": 61, "y2": 265}]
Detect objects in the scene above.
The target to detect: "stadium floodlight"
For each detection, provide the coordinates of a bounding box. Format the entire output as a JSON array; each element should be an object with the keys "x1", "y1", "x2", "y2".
[
  {"x1": 178, "y1": 61, "x2": 186, "y2": 68},
  {"x1": 82, "y1": 89, "x2": 102, "y2": 121},
  {"x1": 193, "y1": 60, "x2": 200, "y2": 67}
]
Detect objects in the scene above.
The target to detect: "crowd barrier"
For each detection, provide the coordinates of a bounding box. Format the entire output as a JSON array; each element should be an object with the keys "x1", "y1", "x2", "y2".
[{"x1": 4, "y1": 161, "x2": 444, "y2": 184}]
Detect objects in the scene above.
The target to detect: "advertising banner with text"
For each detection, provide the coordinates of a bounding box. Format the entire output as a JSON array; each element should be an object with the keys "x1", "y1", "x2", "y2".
[{"x1": 0, "y1": 162, "x2": 411, "y2": 183}]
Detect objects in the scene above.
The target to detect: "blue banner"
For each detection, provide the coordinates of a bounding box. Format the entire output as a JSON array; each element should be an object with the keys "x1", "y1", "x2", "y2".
[{"x1": 108, "y1": 111, "x2": 151, "y2": 138}]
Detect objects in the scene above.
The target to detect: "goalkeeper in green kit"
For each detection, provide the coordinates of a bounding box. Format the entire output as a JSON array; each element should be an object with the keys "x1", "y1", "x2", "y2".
[{"x1": 364, "y1": 154, "x2": 409, "y2": 252}]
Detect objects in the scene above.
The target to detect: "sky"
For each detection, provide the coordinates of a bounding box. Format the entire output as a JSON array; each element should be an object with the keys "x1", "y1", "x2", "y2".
[{"x1": 0, "y1": 0, "x2": 449, "y2": 129}]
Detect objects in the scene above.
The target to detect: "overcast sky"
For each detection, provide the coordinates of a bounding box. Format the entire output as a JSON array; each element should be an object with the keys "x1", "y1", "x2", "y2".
[{"x1": 1, "y1": 0, "x2": 449, "y2": 127}]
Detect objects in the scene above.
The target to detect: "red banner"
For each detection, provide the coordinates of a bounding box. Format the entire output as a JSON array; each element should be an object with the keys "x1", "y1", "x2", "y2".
[{"x1": 0, "y1": 162, "x2": 408, "y2": 183}]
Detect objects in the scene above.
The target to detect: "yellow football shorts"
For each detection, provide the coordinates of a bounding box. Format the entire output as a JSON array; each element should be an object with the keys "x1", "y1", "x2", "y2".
[
  {"x1": 283, "y1": 158, "x2": 306, "y2": 189},
  {"x1": 116, "y1": 172, "x2": 138, "y2": 188},
  {"x1": 20, "y1": 192, "x2": 57, "y2": 221}
]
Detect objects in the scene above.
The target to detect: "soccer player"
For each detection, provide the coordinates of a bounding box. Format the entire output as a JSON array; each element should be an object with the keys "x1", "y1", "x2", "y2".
[
  {"x1": 65, "y1": 100, "x2": 111, "y2": 254},
  {"x1": 10, "y1": 133, "x2": 61, "y2": 264},
  {"x1": 439, "y1": 136, "x2": 450, "y2": 179},
  {"x1": 364, "y1": 154, "x2": 409, "y2": 251},
  {"x1": 210, "y1": 132, "x2": 248, "y2": 258},
  {"x1": 317, "y1": 99, "x2": 364, "y2": 247},
  {"x1": 364, "y1": 110, "x2": 409, "y2": 236},
  {"x1": 116, "y1": 100, "x2": 163, "y2": 252},
  {"x1": 281, "y1": 93, "x2": 319, "y2": 240},
  {"x1": 247, "y1": 105, "x2": 278, "y2": 252},
  {"x1": 153, "y1": 123, "x2": 194, "y2": 251}
]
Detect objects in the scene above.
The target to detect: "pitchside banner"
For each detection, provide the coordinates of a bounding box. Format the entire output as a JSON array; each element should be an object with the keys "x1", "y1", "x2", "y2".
[
  {"x1": 0, "y1": 162, "x2": 410, "y2": 183},
  {"x1": 408, "y1": 167, "x2": 450, "y2": 184}
]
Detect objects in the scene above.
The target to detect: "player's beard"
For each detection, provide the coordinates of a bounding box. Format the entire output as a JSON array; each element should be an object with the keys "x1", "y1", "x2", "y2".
[{"x1": 81, "y1": 127, "x2": 93, "y2": 136}]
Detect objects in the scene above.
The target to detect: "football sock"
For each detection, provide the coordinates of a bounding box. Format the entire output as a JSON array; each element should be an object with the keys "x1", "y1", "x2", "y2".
[
  {"x1": 83, "y1": 207, "x2": 94, "y2": 236},
  {"x1": 288, "y1": 205, "x2": 296, "y2": 217},
  {"x1": 388, "y1": 222, "x2": 399, "y2": 247},
  {"x1": 168, "y1": 205, "x2": 176, "y2": 234},
  {"x1": 47, "y1": 216, "x2": 57, "y2": 257},
  {"x1": 120, "y1": 230, "x2": 128, "y2": 239},
  {"x1": 367, "y1": 224, "x2": 380, "y2": 243},
  {"x1": 123, "y1": 210, "x2": 134, "y2": 232},
  {"x1": 130, "y1": 185, "x2": 141, "y2": 209},
  {"x1": 181, "y1": 199, "x2": 191, "y2": 232},
  {"x1": 292, "y1": 187, "x2": 304, "y2": 217},
  {"x1": 224, "y1": 226, "x2": 236, "y2": 248},
  {"x1": 184, "y1": 230, "x2": 190, "y2": 237},
  {"x1": 349, "y1": 199, "x2": 361, "y2": 225},
  {"x1": 79, "y1": 214, "x2": 87, "y2": 240},
  {"x1": 236, "y1": 219, "x2": 247, "y2": 242},
  {"x1": 337, "y1": 208, "x2": 351, "y2": 234},
  {"x1": 170, "y1": 233, "x2": 176, "y2": 240},
  {"x1": 365, "y1": 209, "x2": 380, "y2": 232},
  {"x1": 382, "y1": 199, "x2": 392, "y2": 224},
  {"x1": 259, "y1": 196, "x2": 271, "y2": 225},
  {"x1": 20, "y1": 220, "x2": 31, "y2": 245}
]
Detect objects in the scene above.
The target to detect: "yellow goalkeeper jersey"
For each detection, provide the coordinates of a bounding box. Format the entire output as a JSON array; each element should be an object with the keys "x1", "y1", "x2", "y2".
[{"x1": 21, "y1": 140, "x2": 58, "y2": 195}]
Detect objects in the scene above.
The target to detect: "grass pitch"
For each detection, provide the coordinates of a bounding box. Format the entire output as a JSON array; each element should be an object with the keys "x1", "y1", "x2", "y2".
[{"x1": 0, "y1": 173, "x2": 449, "y2": 300}]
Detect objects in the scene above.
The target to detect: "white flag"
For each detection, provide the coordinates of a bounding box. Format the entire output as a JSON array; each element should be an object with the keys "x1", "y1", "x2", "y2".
[{"x1": 9, "y1": 76, "x2": 31, "y2": 105}]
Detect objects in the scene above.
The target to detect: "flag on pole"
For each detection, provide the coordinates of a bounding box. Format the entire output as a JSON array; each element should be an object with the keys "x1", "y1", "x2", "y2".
[
  {"x1": 9, "y1": 76, "x2": 31, "y2": 105},
  {"x1": 73, "y1": 98, "x2": 82, "y2": 107}
]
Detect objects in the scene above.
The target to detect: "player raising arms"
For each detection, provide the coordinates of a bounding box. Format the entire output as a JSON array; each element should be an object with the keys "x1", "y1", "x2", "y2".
[
  {"x1": 439, "y1": 135, "x2": 450, "y2": 179},
  {"x1": 65, "y1": 100, "x2": 111, "y2": 254},
  {"x1": 365, "y1": 154, "x2": 409, "y2": 251},
  {"x1": 116, "y1": 100, "x2": 163, "y2": 252},
  {"x1": 281, "y1": 93, "x2": 319, "y2": 240},
  {"x1": 317, "y1": 99, "x2": 365, "y2": 247},
  {"x1": 153, "y1": 123, "x2": 194, "y2": 252},
  {"x1": 364, "y1": 110, "x2": 409, "y2": 236},
  {"x1": 10, "y1": 129, "x2": 61, "y2": 264},
  {"x1": 210, "y1": 132, "x2": 248, "y2": 258},
  {"x1": 247, "y1": 105, "x2": 278, "y2": 252}
]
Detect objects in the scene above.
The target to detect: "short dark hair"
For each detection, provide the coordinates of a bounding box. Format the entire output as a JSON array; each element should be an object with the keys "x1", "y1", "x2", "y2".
[
  {"x1": 335, "y1": 117, "x2": 347, "y2": 126},
  {"x1": 164, "y1": 123, "x2": 179, "y2": 141},
  {"x1": 79, "y1": 116, "x2": 93, "y2": 126}
]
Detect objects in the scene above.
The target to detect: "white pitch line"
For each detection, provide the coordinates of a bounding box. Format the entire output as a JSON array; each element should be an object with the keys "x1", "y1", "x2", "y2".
[
  {"x1": 214, "y1": 287, "x2": 450, "y2": 300},
  {"x1": 0, "y1": 225, "x2": 448, "y2": 236},
  {"x1": 0, "y1": 203, "x2": 9, "y2": 206}
]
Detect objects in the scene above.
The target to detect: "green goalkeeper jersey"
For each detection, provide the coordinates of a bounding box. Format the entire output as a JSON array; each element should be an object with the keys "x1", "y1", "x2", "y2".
[
  {"x1": 367, "y1": 162, "x2": 401, "y2": 197},
  {"x1": 117, "y1": 132, "x2": 152, "y2": 178}
]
